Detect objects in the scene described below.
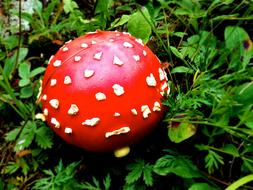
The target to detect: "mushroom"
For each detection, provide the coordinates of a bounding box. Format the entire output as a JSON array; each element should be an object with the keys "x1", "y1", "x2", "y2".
[{"x1": 39, "y1": 30, "x2": 169, "y2": 156}]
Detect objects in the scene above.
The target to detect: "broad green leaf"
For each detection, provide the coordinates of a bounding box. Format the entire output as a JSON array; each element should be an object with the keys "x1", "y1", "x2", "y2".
[
  {"x1": 171, "y1": 66, "x2": 194, "y2": 74},
  {"x1": 4, "y1": 48, "x2": 28, "y2": 78},
  {"x1": 168, "y1": 122, "x2": 196, "y2": 143},
  {"x1": 35, "y1": 126, "x2": 53, "y2": 149},
  {"x1": 110, "y1": 15, "x2": 130, "y2": 28},
  {"x1": 18, "y1": 62, "x2": 31, "y2": 79},
  {"x1": 128, "y1": 8, "x2": 152, "y2": 43},
  {"x1": 20, "y1": 85, "x2": 33, "y2": 98},
  {"x1": 29, "y1": 67, "x2": 45, "y2": 78},
  {"x1": 223, "y1": 144, "x2": 240, "y2": 157},
  {"x1": 225, "y1": 26, "x2": 249, "y2": 50},
  {"x1": 19, "y1": 78, "x2": 30, "y2": 87},
  {"x1": 189, "y1": 183, "x2": 217, "y2": 190},
  {"x1": 3, "y1": 36, "x2": 19, "y2": 50}
]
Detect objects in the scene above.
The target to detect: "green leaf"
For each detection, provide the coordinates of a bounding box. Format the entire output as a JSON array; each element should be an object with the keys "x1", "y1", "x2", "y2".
[
  {"x1": 225, "y1": 26, "x2": 249, "y2": 50},
  {"x1": 4, "y1": 48, "x2": 28, "y2": 78},
  {"x1": 19, "y1": 78, "x2": 30, "y2": 87},
  {"x1": 110, "y1": 15, "x2": 130, "y2": 28},
  {"x1": 29, "y1": 67, "x2": 45, "y2": 78},
  {"x1": 154, "y1": 155, "x2": 201, "y2": 178},
  {"x1": 171, "y1": 66, "x2": 194, "y2": 74},
  {"x1": 170, "y1": 46, "x2": 184, "y2": 60},
  {"x1": 189, "y1": 183, "x2": 217, "y2": 190},
  {"x1": 14, "y1": 121, "x2": 36, "y2": 151},
  {"x1": 103, "y1": 174, "x2": 111, "y2": 190},
  {"x1": 205, "y1": 150, "x2": 224, "y2": 174},
  {"x1": 168, "y1": 122, "x2": 196, "y2": 143},
  {"x1": 125, "y1": 160, "x2": 144, "y2": 184},
  {"x1": 63, "y1": 0, "x2": 78, "y2": 14},
  {"x1": 35, "y1": 126, "x2": 53, "y2": 149},
  {"x1": 143, "y1": 165, "x2": 153, "y2": 186},
  {"x1": 18, "y1": 62, "x2": 31, "y2": 79},
  {"x1": 20, "y1": 85, "x2": 33, "y2": 98},
  {"x1": 5, "y1": 128, "x2": 21, "y2": 141},
  {"x1": 4, "y1": 162, "x2": 20, "y2": 174},
  {"x1": 223, "y1": 144, "x2": 240, "y2": 157},
  {"x1": 128, "y1": 8, "x2": 152, "y2": 43},
  {"x1": 3, "y1": 36, "x2": 19, "y2": 50}
]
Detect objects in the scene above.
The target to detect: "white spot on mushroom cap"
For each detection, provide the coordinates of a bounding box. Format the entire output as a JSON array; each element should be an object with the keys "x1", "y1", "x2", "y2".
[
  {"x1": 105, "y1": 126, "x2": 130, "y2": 138},
  {"x1": 64, "y1": 127, "x2": 72, "y2": 134},
  {"x1": 51, "y1": 118, "x2": 60, "y2": 128},
  {"x1": 74, "y1": 56, "x2": 82, "y2": 62},
  {"x1": 146, "y1": 73, "x2": 157, "y2": 87},
  {"x1": 116, "y1": 33, "x2": 120, "y2": 36},
  {"x1": 141, "y1": 105, "x2": 151, "y2": 119},
  {"x1": 35, "y1": 113, "x2": 46, "y2": 121},
  {"x1": 112, "y1": 84, "x2": 125, "y2": 96},
  {"x1": 95, "y1": 92, "x2": 106, "y2": 101},
  {"x1": 114, "y1": 112, "x2": 120, "y2": 117},
  {"x1": 159, "y1": 68, "x2": 166, "y2": 81},
  {"x1": 50, "y1": 79, "x2": 57, "y2": 86},
  {"x1": 62, "y1": 46, "x2": 69, "y2": 52},
  {"x1": 161, "y1": 82, "x2": 168, "y2": 91},
  {"x1": 84, "y1": 69, "x2": 95, "y2": 78},
  {"x1": 133, "y1": 55, "x2": 140, "y2": 62},
  {"x1": 43, "y1": 108, "x2": 49, "y2": 116},
  {"x1": 123, "y1": 32, "x2": 131, "y2": 35},
  {"x1": 113, "y1": 55, "x2": 124, "y2": 66},
  {"x1": 82, "y1": 117, "x2": 100, "y2": 127},
  {"x1": 68, "y1": 104, "x2": 79, "y2": 115},
  {"x1": 42, "y1": 94, "x2": 47, "y2": 101},
  {"x1": 131, "y1": 108, "x2": 138, "y2": 115},
  {"x1": 143, "y1": 50, "x2": 147, "y2": 56},
  {"x1": 109, "y1": 39, "x2": 114, "y2": 42},
  {"x1": 91, "y1": 40, "x2": 97, "y2": 44},
  {"x1": 49, "y1": 99, "x2": 59, "y2": 109},
  {"x1": 135, "y1": 38, "x2": 144, "y2": 46},
  {"x1": 64, "y1": 76, "x2": 72, "y2": 84},
  {"x1": 81, "y1": 43, "x2": 88, "y2": 48},
  {"x1": 123, "y1": 42, "x2": 133, "y2": 48},
  {"x1": 93, "y1": 51, "x2": 103, "y2": 60},
  {"x1": 53, "y1": 60, "x2": 62, "y2": 67},
  {"x1": 153, "y1": 101, "x2": 161, "y2": 112}
]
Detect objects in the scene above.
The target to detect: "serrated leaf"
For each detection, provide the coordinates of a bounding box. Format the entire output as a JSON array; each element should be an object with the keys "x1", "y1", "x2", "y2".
[
  {"x1": 170, "y1": 46, "x2": 184, "y2": 59},
  {"x1": 143, "y1": 165, "x2": 153, "y2": 186},
  {"x1": 128, "y1": 8, "x2": 151, "y2": 43},
  {"x1": 168, "y1": 122, "x2": 196, "y2": 143},
  {"x1": 205, "y1": 150, "x2": 224, "y2": 174},
  {"x1": 154, "y1": 155, "x2": 201, "y2": 178},
  {"x1": 5, "y1": 128, "x2": 21, "y2": 141},
  {"x1": 171, "y1": 66, "x2": 194, "y2": 74},
  {"x1": 4, "y1": 162, "x2": 20, "y2": 174},
  {"x1": 63, "y1": 0, "x2": 78, "y2": 14},
  {"x1": 35, "y1": 126, "x2": 53, "y2": 149},
  {"x1": 14, "y1": 121, "x2": 36, "y2": 151},
  {"x1": 125, "y1": 162, "x2": 143, "y2": 184},
  {"x1": 103, "y1": 174, "x2": 111, "y2": 190},
  {"x1": 225, "y1": 26, "x2": 249, "y2": 50}
]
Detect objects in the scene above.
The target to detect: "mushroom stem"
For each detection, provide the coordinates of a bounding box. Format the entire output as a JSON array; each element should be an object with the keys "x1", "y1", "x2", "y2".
[{"x1": 114, "y1": 146, "x2": 130, "y2": 158}]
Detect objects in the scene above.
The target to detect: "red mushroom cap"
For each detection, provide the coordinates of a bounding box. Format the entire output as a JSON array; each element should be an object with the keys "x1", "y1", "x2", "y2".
[{"x1": 40, "y1": 30, "x2": 169, "y2": 152}]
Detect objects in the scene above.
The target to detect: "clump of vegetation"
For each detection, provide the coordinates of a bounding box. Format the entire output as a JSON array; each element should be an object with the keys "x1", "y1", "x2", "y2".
[{"x1": 1, "y1": 0, "x2": 253, "y2": 189}]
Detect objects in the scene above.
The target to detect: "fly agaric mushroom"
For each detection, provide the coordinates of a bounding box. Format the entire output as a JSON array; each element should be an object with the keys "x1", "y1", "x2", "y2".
[{"x1": 38, "y1": 30, "x2": 169, "y2": 156}]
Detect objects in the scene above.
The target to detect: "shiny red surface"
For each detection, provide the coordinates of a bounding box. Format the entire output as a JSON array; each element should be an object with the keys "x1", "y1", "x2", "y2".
[{"x1": 41, "y1": 31, "x2": 169, "y2": 152}]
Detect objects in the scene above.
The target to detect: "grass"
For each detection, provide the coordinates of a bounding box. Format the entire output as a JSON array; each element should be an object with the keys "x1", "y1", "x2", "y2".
[{"x1": 0, "y1": 0, "x2": 253, "y2": 189}]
